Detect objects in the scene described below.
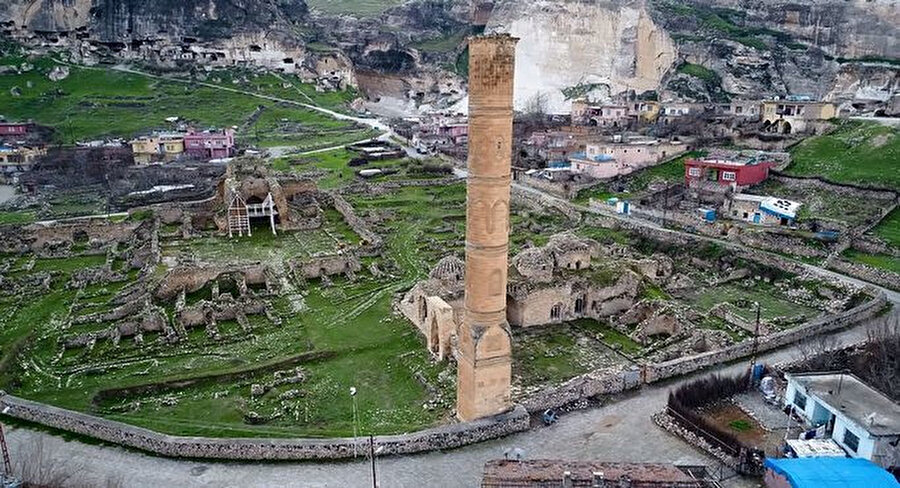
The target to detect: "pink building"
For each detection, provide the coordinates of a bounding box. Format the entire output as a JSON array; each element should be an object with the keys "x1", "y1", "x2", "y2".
[
  {"x1": 684, "y1": 157, "x2": 774, "y2": 188},
  {"x1": 0, "y1": 122, "x2": 30, "y2": 136},
  {"x1": 183, "y1": 129, "x2": 235, "y2": 160}
]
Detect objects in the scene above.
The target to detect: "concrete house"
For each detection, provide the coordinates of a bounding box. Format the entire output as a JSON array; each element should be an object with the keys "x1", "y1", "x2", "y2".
[
  {"x1": 684, "y1": 157, "x2": 774, "y2": 190},
  {"x1": 725, "y1": 194, "x2": 801, "y2": 226},
  {"x1": 571, "y1": 137, "x2": 687, "y2": 179},
  {"x1": 130, "y1": 134, "x2": 185, "y2": 164},
  {"x1": 762, "y1": 98, "x2": 836, "y2": 134},
  {"x1": 184, "y1": 129, "x2": 235, "y2": 160},
  {"x1": 784, "y1": 372, "x2": 900, "y2": 469}
]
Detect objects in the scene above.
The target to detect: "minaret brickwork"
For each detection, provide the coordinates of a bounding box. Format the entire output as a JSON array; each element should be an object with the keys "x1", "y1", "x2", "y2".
[{"x1": 456, "y1": 34, "x2": 518, "y2": 422}]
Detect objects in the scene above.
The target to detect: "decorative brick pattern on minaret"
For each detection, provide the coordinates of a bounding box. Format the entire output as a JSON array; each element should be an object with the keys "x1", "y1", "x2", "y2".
[{"x1": 456, "y1": 34, "x2": 518, "y2": 422}]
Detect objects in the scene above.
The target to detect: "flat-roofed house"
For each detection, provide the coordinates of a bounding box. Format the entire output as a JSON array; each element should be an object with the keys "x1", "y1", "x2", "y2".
[
  {"x1": 784, "y1": 372, "x2": 900, "y2": 469},
  {"x1": 684, "y1": 156, "x2": 774, "y2": 190},
  {"x1": 726, "y1": 194, "x2": 801, "y2": 226}
]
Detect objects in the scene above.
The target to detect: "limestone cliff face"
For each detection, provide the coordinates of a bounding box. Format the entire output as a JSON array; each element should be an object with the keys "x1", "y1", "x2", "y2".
[
  {"x1": 486, "y1": 0, "x2": 677, "y2": 113},
  {"x1": 1, "y1": 0, "x2": 93, "y2": 33},
  {"x1": 690, "y1": 0, "x2": 899, "y2": 59}
]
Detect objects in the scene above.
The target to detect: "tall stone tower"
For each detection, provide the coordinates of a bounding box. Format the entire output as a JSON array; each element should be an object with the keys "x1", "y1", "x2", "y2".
[{"x1": 456, "y1": 34, "x2": 518, "y2": 422}]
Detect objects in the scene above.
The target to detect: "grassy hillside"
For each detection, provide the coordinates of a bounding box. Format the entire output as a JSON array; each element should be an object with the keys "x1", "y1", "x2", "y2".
[
  {"x1": 0, "y1": 55, "x2": 368, "y2": 146},
  {"x1": 786, "y1": 121, "x2": 899, "y2": 189},
  {"x1": 305, "y1": 0, "x2": 403, "y2": 16}
]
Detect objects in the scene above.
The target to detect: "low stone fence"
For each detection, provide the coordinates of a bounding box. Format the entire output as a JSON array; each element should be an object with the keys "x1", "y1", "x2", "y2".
[
  {"x1": 643, "y1": 291, "x2": 886, "y2": 383},
  {"x1": 521, "y1": 366, "x2": 641, "y2": 412},
  {"x1": 828, "y1": 259, "x2": 900, "y2": 292},
  {"x1": 0, "y1": 394, "x2": 529, "y2": 461}
]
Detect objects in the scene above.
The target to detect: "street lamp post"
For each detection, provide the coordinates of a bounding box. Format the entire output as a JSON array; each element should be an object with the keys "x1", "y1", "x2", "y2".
[{"x1": 350, "y1": 386, "x2": 359, "y2": 458}]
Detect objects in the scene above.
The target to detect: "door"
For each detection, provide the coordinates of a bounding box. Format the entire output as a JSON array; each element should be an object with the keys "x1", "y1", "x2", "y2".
[{"x1": 753, "y1": 213, "x2": 761, "y2": 224}]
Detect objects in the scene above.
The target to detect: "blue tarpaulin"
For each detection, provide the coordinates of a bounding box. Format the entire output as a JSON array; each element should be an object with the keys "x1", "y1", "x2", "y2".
[{"x1": 764, "y1": 457, "x2": 899, "y2": 488}]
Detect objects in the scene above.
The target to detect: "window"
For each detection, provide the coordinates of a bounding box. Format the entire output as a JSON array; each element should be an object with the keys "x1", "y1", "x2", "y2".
[
  {"x1": 722, "y1": 171, "x2": 736, "y2": 182},
  {"x1": 793, "y1": 390, "x2": 807, "y2": 410},
  {"x1": 843, "y1": 429, "x2": 859, "y2": 453},
  {"x1": 550, "y1": 304, "x2": 562, "y2": 320},
  {"x1": 688, "y1": 167, "x2": 701, "y2": 177}
]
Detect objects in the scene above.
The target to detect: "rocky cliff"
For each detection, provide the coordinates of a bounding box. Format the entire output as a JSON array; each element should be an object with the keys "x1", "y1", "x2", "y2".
[
  {"x1": 2, "y1": 0, "x2": 897, "y2": 115},
  {"x1": 486, "y1": 0, "x2": 677, "y2": 113}
]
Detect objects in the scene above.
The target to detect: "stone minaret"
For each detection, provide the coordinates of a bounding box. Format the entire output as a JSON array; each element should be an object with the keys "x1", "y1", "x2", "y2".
[{"x1": 456, "y1": 34, "x2": 518, "y2": 422}]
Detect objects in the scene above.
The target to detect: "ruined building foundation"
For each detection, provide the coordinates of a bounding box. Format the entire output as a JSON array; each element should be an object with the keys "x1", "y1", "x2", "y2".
[{"x1": 456, "y1": 34, "x2": 518, "y2": 422}]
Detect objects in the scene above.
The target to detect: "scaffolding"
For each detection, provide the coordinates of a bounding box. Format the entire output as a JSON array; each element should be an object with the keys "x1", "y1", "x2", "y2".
[
  {"x1": 227, "y1": 193, "x2": 251, "y2": 238},
  {"x1": 228, "y1": 192, "x2": 278, "y2": 238}
]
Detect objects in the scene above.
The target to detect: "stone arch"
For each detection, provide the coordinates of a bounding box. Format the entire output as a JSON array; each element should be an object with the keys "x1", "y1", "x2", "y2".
[{"x1": 781, "y1": 121, "x2": 792, "y2": 134}]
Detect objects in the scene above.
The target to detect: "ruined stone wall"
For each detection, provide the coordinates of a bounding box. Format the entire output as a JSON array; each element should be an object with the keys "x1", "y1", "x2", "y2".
[
  {"x1": 643, "y1": 291, "x2": 886, "y2": 382},
  {"x1": 0, "y1": 220, "x2": 141, "y2": 254},
  {"x1": 321, "y1": 191, "x2": 382, "y2": 248},
  {"x1": 511, "y1": 186, "x2": 581, "y2": 221},
  {"x1": 828, "y1": 259, "x2": 900, "y2": 292},
  {"x1": 519, "y1": 291, "x2": 885, "y2": 413},
  {"x1": 0, "y1": 394, "x2": 529, "y2": 460},
  {"x1": 294, "y1": 254, "x2": 361, "y2": 280}
]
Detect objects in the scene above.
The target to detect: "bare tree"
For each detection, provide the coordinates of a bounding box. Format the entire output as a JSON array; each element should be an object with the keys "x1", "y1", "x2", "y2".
[
  {"x1": 862, "y1": 310, "x2": 900, "y2": 400},
  {"x1": 794, "y1": 333, "x2": 840, "y2": 371}
]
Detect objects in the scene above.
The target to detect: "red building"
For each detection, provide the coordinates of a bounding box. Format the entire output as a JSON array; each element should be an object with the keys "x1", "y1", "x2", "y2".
[
  {"x1": 0, "y1": 122, "x2": 30, "y2": 136},
  {"x1": 684, "y1": 157, "x2": 774, "y2": 188},
  {"x1": 183, "y1": 129, "x2": 235, "y2": 160}
]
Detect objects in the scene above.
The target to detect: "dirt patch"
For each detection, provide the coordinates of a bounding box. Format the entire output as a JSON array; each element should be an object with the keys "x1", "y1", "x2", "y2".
[
  {"x1": 700, "y1": 401, "x2": 782, "y2": 453},
  {"x1": 871, "y1": 133, "x2": 892, "y2": 148}
]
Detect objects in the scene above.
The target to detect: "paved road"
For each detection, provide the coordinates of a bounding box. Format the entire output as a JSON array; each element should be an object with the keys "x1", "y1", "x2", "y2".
[{"x1": 8, "y1": 315, "x2": 889, "y2": 488}]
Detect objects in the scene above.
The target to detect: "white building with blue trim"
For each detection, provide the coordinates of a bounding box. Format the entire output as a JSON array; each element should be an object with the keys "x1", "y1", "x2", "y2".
[{"x1": 784, "y1": 372, "x2": 900, "y2": 470}]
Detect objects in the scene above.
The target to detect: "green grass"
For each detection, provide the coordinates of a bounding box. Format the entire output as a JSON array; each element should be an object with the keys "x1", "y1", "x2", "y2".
[
  {"x1": 677, "y1": 63, "x2": 719, "y2": 84},
  {"x1": 729, "y1": 419, "x2": 752, "y2": 432},
  {"x1": 571, "y1": 319, "x2": 643, "y2": 355},
  {"x1": 872, "y1": 209, "x2": 900, "y2": 248},
  {"x1": 843, "y1": 249, "x2": 900, "y2": 274},
  {"x1": 5, "y1": 185, "x2": 475, "y2": 438},
  {"x1": 0, "y1": 210, "x2": 36, "y2": 225},
  {"x1": 786, "y1": 120, "x2": 899, "y2": 188},
  {"x1": 305, "y1": 0, "x2": 403, "y2": 16},
  {"x1": 688, "y1": 282, "x2": 818, "y2": 323},
  {"x1": 0, "y1": 57, "x2": 363, "y2": 146},
  {"x1": 412, "y1": 29, "x2": 470, "y2": 53}
]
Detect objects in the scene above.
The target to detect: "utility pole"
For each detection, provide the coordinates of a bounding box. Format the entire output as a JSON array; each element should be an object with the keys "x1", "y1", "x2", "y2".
[{"x1": 369, "y1": 435, "x2": 377, "y2": 488}]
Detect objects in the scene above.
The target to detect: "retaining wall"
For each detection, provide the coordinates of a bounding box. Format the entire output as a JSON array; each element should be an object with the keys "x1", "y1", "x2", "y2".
[{"x1": 0, "y1": 394, "x2": 529, "y2": 461}]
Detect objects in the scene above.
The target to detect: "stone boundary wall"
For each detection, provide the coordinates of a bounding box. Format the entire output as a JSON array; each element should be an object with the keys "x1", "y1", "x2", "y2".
[
  {"x1": 521, "y1": 366, "x2": 640, "y2": 412},
  {"x1": 520, "y1": 292, "x2": 885, "y2": 413},
  {"x1": 0, "y1": 394, "x2": 529, "y2": 461},
  {"x1": 828, "y1": 259, "x2": 900, "y2": 292},
  {"x1": 643, "y1": 292, "x2": 886, "y2": 383},
  {"x1": 770, "y1": 172, "x2": 900, "y2": 197}
]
